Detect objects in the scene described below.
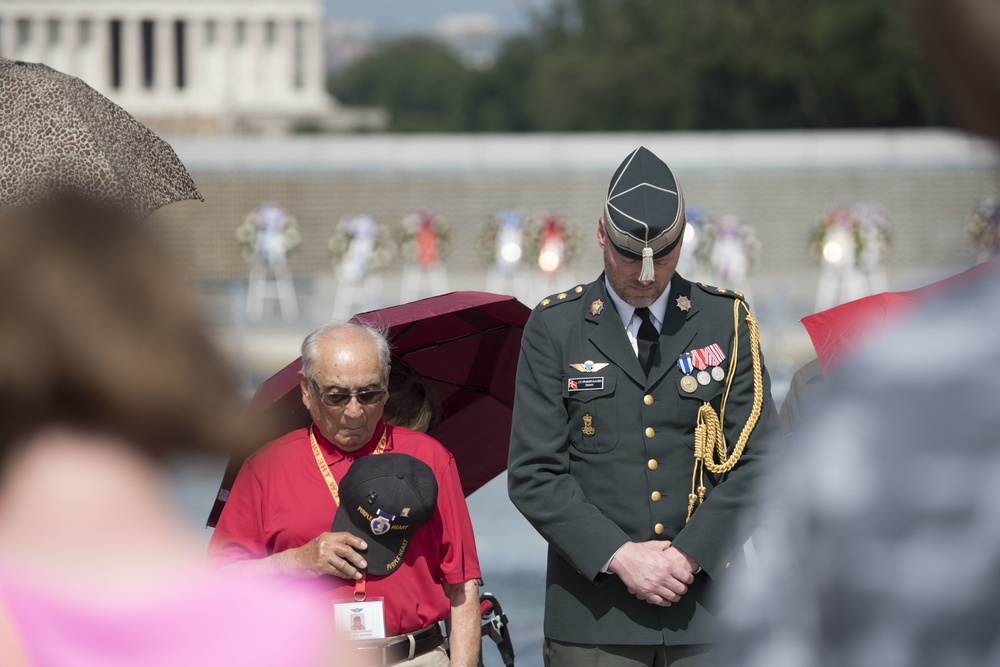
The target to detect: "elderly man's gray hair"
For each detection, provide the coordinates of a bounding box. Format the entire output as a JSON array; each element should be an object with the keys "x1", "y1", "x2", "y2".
[{"x1": 300, "y1": 321, "x2": 391, "y2": 381}]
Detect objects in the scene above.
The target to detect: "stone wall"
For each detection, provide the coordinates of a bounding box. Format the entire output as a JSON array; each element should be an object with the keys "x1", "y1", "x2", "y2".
[{"x1": 155, "y1": 130, "x2": 1000, "y2": 286}]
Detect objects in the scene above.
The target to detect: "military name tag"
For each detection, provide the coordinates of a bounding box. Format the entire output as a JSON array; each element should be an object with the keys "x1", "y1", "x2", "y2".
[{"x1": 567, "y1": 377, "x2": 604, "y2": 392}]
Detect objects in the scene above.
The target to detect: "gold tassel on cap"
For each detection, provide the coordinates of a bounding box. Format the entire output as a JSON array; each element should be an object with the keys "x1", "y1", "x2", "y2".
[{"x1": 639, "y1": 246, "x2": 655, "y2": 281}]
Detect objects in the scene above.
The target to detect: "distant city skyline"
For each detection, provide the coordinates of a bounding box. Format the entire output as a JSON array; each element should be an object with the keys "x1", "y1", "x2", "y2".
[{"x1": 323, "y1": 0, "x2": 550, "y2": 35}]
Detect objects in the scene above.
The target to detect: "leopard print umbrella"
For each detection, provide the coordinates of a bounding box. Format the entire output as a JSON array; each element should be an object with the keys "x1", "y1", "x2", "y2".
[{"x1": 0, "y1": 58, "x2": 203, "y2": 218}]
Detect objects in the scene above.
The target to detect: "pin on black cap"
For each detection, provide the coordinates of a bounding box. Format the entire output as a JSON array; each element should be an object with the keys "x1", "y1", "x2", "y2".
[
  {"x1": 331, "y1": 452, "x2": 438, "y2": 575},
  {"x1": 604, "y1": 146, "x2": 686, "y2": 281}
]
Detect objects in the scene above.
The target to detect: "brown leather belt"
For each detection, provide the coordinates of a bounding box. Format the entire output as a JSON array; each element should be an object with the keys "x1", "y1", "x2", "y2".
[{"x1": 353, "y1": 623, "x2": 445, "y2": 665}]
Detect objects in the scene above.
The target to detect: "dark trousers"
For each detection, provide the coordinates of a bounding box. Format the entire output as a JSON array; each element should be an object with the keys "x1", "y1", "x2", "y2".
[{"x1": 544, "y1": 638, "x2": 714, "y2": 667}]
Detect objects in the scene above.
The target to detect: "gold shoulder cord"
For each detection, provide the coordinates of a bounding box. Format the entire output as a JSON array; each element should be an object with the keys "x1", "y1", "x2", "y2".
[{"x1": 686, "y1": 298, "x2": 764, "y2": 522}]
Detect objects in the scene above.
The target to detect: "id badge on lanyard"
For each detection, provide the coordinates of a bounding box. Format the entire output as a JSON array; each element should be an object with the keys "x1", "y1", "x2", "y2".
[
  {"x1": 312, "y1": 427, "x2": 391, "y2": 641},
  {"x1": 334, "y1": 599, "x2": 387, "y2": 640},
  {"x1": 333, "y1": 575, "x2": 387, "y2": 640}
]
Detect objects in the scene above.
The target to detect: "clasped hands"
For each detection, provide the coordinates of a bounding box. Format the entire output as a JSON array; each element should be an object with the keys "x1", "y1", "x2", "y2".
[{"x1": 609, "y1": 540, "x2": 699, "y2": 607}]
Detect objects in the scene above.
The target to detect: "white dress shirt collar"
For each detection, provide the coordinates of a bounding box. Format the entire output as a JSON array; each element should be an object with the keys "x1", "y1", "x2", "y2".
[{"x1": 603, "y1": 276, "x2": 672, "y2": 332}]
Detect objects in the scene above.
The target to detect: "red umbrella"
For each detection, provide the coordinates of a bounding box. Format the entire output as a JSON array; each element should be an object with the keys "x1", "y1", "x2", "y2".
[
  {"x1": 207, "y1": 291, "x2": 531, "y2": 527},
  {"x1": 801, "y1": 263, "x2": 997, "y2": 375}
]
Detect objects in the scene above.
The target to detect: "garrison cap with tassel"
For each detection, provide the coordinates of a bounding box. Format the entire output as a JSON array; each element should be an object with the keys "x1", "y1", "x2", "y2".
[{"x1": 604, "y1": 146, "x2": 686, "y2": 282}]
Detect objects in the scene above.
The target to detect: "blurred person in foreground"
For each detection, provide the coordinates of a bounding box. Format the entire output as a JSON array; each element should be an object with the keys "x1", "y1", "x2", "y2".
[
  {"x1": 507, "y1": 146, "x2": 781, "y2": 666},
  {"x1": 723, "y1": 2, "x2": 1000, "y2": 665},
  {"x1": 0, "y1": 201, "x2": 334, "y2": 666},
  {"x1": 723, "y1": 275, "x2": 1000, "y2": 667},
  {"x1": 209, "y1": 322, "x2": 481, "y2": 667}
]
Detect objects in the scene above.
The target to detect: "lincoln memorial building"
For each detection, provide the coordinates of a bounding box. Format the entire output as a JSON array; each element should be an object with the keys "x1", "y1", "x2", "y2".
[{"x1": 0, "y1": 0, "x2": 386, "y2": 134}]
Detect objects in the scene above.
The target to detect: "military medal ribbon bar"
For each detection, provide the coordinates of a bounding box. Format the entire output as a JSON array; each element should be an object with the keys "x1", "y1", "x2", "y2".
[
  {"x1": 704, "y1": 344, "x2": 725, "y2": 366},
  {"x1": 704, "y1": 343, "x2": 727, "y2": 382},
  {"x1": 690, "y1": 347, "x2": 711, "y2": 386},
  {"x1": 677, "y1": 352, "x2": 698, "y2": 393}
]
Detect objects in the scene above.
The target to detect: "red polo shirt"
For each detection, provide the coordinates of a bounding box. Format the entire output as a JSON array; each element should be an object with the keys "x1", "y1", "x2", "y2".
[{"x1": 209, "y1": 421, "x2": 481, "y2": 635}]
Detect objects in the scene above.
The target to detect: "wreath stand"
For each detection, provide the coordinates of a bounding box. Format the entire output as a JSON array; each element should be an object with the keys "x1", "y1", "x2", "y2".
[
  {"x1": 241, "y1": 205, "x2": 299, "y2": 322},
  {"x1": 247, "y1": 260, "x2": 299, "y2": 322},
  {"x1": 331, "y1": 273, "x2": 383, "y2": 321},
  {"x1": 400, "y1": 263, "x2": 450, "y2": 303}
]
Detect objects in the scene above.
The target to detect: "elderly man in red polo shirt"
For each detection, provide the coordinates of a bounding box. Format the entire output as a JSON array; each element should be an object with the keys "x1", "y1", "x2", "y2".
[{"x1": 209, "y1": 322, "x2": 481, "y2": 667}]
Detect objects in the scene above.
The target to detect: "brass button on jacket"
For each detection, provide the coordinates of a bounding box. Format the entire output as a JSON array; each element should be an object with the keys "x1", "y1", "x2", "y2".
[
  {"x1": 643, "y1": 394, "x2": 654, "y2": 405},
  {"x1": 644, "y1": 427, "x2": 655, "y2": 438},
  {"x1": 654, "y1": 523, "x2": 664, "y2": 535},
  {"x1": 650, "y1": 491, "x2": 661, "y2": 502},
  {"x1": 647, "y1": 459, "x2": 658, "y2": 470}
]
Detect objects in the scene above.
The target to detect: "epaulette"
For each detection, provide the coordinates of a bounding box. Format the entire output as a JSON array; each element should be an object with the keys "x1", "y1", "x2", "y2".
[
  {"x1": 695, "y1": 282, "x2": 746, "y2": 301},
  {"x1": 535, "y1": 284, "x2": 587, "y2": 310}
]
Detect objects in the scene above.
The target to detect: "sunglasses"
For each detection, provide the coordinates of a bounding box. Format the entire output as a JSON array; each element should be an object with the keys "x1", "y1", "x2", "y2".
[{"x1": 311, "y1": 380, "x2": 387, "y2": 408}]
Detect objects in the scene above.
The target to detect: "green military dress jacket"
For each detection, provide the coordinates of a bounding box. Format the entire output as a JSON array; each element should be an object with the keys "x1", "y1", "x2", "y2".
[{"x1": 508, "y1": 273, "x2": 780, "y2": 646}]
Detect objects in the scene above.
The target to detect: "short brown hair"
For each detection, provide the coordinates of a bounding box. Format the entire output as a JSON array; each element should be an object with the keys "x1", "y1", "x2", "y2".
[{"x1": 0, "y1": 200, "x2": 247, "y2": 458}]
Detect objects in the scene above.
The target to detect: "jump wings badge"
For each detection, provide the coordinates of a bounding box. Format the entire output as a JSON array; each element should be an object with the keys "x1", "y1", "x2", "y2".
[
  {"x1": 569, "y1": 360, "x2": 609, "y2": 373},
  {"x1": 581, "y1": 413, "x2": 596, "y2": 436},
  {"x1": 589, "y1": 298, "x2": 605, "y2": 316},
  {"x1": 370, "y1": 509, "x2": 395, "y2": 536}
]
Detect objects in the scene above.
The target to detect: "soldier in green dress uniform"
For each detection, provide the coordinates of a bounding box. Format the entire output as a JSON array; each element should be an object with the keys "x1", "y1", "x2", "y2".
[{"x1": 508, "y1": 146, "x2": 781, "y2": 667}]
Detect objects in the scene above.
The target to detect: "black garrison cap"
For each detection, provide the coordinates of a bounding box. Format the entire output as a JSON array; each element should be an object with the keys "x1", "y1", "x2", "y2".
[{"x1": 603, "y1": 146, "x2": 686, "y2": 280}]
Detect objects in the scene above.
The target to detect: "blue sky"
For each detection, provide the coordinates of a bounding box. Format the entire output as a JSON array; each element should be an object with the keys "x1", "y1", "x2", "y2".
[{"x1": 323, "y1": 0, "x2": 550, "y2": 33}]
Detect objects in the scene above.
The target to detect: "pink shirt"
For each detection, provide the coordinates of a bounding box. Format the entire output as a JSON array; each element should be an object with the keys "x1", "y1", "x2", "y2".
[
  {"x1": 0, "y1": 566, "x2": 332, "y2": 667},
  {"x1": 209, "y1": 422, "x2": 481, "y2": 636}
]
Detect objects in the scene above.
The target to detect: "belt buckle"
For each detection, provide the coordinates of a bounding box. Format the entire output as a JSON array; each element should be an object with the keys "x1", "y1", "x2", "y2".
[
  {"x1": 379, "y1": 637, "x2": 401, "y2": 666},
  {"x1": 378, "y1": 624, "x2": 438, "y2": 665},
  {"x1": 380, "y1": 632, "x2": 421, "y2": 665},
  {"x1": 351, "y1": 639, "x2": 387, "y2": 664}
]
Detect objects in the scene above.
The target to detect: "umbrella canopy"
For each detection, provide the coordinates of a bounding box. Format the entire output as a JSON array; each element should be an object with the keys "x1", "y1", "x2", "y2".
[
  {"x1": 207, "y1": 291, "x2": 531, "y2": 527},
  {"x1": 0, "y1": 58, "x2": 202, "y2": 218},
  {"x1": 801, "y1": 263, "x2": 997, "y2": 375}
]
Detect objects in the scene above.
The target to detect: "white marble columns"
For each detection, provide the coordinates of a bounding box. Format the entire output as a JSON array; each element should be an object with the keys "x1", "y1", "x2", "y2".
[{"x1": 0, "y1": 1, "x2": 332, "y2": 131}]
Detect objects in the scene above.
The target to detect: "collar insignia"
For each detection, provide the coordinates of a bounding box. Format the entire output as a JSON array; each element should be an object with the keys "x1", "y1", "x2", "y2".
[
  {"x1": 589, "y1": 298, "x2": 605, "y2": 316},
  {"x1": 569, "y1": 360, "x2": 609, "y2": 373},
  {"x1": 675, "y1": 295, "x2": 692, "y2": 312}
]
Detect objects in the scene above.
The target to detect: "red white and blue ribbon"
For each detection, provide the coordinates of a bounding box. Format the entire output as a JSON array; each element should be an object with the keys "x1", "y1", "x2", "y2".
[{"x1": 677, "y1": 352, "x2": 694, "y2": 374}]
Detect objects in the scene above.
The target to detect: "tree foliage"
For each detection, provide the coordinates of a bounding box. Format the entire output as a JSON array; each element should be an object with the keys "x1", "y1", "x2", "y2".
[
  {"x1": 329, "y1": 0, "x2": 942, "y2": 132},
  {"x1": 330, "y1": 37, "x2": 473, "y2": 132}
]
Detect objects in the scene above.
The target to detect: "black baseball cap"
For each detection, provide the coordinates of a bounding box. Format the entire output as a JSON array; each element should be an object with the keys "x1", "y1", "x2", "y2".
[{"x1": 331, "y1": 452, "x2": 439, "y2": 575}]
